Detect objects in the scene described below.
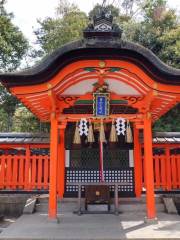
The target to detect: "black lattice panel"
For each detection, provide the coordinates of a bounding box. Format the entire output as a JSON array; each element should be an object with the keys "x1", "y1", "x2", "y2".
[{"x1": 65, "y1": 169, "x2": 134, "y2": 195}]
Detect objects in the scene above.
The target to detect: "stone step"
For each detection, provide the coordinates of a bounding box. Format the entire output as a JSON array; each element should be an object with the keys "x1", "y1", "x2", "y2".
[
  {"x1": 35, "y1": 202, "x2": 165, "y2": 213},
  {"x1": 37, "y1": 195, "x2": 163, "y2": 204},
  {"x1": 23, "y1": 197, "x2": 37, "y2": 214}
]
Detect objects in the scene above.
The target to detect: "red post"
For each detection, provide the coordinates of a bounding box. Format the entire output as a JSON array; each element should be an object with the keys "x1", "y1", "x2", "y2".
[
  {"x1": 133, "y1": 127, "x2": 142, "y2": 197},
  {"x1": 25, "y1": 145, "x2": 31, "y2": 190},
  {"x1": 48, "y1": 113, "x2": 58, "y2": 219},
  {"x1": 57, "y1": 123, "x2": 66, "y2": 199},
  {"x1": 144, "y1": 113, "x2": 156, "y2": 219},
  {"x1": 165, "y1": 147, "x2": 172, "y2": 190}
]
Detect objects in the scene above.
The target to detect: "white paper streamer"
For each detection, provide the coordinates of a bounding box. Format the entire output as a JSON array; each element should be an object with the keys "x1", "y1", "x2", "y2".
[
  {"x1": 79, "y1": 118, "x2": 88, "y2": 136},
  {"x1": 115, "y1": 118, "x2": 126, "y2": 135}
]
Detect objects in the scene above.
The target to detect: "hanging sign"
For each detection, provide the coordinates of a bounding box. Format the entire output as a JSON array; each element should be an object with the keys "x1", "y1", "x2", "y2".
[{"x1": 93, "y1": 93, "x2": 110, "y2": 117}]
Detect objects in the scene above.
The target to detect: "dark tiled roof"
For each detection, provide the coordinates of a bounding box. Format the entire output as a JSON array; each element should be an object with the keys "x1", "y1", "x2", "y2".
[
  {"x1": 0, "y1": 132, "x2": 179, "y2": 145},
  {"x1": 0, "y1": 133, "x2": 49, "y2": 144},
  {"x1": 153, "y1": 132, "x2": 180, "y2": 144},
  {"x1": 0, "y1": 39, "x2": 180, "y2": 88}
]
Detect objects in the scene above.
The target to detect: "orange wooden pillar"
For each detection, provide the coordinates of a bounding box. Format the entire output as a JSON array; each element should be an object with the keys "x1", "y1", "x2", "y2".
[
  {"x1": 165, "y1": 146, "x2": 172, "y2": 190},
  {"x1": 25, "y1": 145, "x2": 31, "y2": 190},
  {"x1": 57, "y1": 123, "x2": 66, "y2": 199},
  {"x1": 144, "y1": 113, "x2": 156, "y2": 219},
  {"x1": 133, "y1": 127, "x2": 142, "y2": 197},
  {"x1": 48, "y1": 113, "x2": 58, "y2": 219}
]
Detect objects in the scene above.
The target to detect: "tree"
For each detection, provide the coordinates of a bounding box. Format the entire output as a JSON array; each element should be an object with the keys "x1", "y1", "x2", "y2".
[
  {"x1": 34, "y1": 0, "x2": 88, "y2": 54},
  {"x1": 12, "y1": 107, "x2": 50, "y2": 133},
  {"x1": 132, "y1": 0, "x2": 179, "y2": 64},
  {"x1": 120, "y1": 0, "x2": 180, "y2": 131},
  {"x1": 153, "y1": 104, "x2": 180, "y2": 132},
  {"x1": 0, "y1": 0, "x2": 29, "y2": 131},
  {"x1": 158, "y1": 26, "x2": 180, "y2": 68},
  {"x1": 0, "y1": 0, "x2": 28, "y2": 71},
  {"x1": 0, "y1": 85, "x2": 19, "y2": 131}
]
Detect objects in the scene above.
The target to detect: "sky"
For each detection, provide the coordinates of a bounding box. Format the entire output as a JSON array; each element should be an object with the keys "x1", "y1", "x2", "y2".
[{"x1": 5, "y1": 0, "x2": 180, "y2": 44}]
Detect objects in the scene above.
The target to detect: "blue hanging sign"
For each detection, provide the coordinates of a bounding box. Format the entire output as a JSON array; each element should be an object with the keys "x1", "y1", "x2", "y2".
[{"x1": 93, "y1": 93, "x2": 110, "y2": 117}]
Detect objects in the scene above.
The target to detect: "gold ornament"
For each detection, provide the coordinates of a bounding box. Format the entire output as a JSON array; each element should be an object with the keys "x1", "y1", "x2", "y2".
[{"x1": 99, "y1": 61, "x2": 106, "y2": 68}]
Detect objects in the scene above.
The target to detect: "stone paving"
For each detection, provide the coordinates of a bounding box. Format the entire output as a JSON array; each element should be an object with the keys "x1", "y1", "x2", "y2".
[{"x1": 0, "y1": 210, "x2": 180, "y2": 239}]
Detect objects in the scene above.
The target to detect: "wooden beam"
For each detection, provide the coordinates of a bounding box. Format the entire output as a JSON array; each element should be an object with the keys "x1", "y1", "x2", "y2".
[{"x1": 59, "y1": 114, "x2": 144, "y2": 122}]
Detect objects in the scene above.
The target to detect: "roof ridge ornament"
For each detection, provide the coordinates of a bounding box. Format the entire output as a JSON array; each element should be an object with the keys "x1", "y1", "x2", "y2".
[{"x1": 83, "y1": 7, "x2": 122, "y2": 39}]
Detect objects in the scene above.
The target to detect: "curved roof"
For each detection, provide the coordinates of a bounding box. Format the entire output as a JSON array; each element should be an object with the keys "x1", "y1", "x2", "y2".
[{"x1": 0, "y1": 38, "x2": 180, "y2": 88}]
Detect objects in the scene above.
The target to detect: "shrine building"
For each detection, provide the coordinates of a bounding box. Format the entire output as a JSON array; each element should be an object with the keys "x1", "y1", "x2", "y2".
[{"x1": 0, "y1": 10, "x2": 180, "y2": 220}]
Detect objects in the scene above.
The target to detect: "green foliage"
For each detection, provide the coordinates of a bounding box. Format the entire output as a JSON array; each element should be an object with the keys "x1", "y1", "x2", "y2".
[
  {"x1": 0, "y1": 84, "x2": 19, "y2": 131},
  {"x1": 158, "y1": 26, "x2": 180, "y2": 68},
  {"x1": 0, "y1": 0, "x2": 29, "y2": 71},
  {"x1": 35, "y1": 1, "x2": 88, "y2": 54},
  {"x1": 0, "y1": 107, "x2": 8, "y2": 131},
  {"x1": 0, "y1": 0, "x2": 30, "y2": 132},
  {"x1": 153, "y1": 104, "x2": 180, "y2": 131},
  {"x1": 12, "y1": 107, "x2": 50, "y2": 133},
  {"x1": 132, "y1": 0, "x2": 179, "y2": 60}
]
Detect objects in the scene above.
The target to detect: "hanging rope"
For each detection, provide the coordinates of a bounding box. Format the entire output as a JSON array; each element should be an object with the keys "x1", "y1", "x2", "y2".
[
  {"x1": 99, "y1": 119, "x2": 106, "y2": 143},
  {"x1": 126, "y1": 120, "x2": 133, "y2": 143},
  {"x1": 109, "y1": 119, "x2": 118, "y2": 142},
  {"x1": 87, "y1": 120, "x2": 95, "y2": 143},
  {"x1": 73, "y1": 122, "x2": 81, "y2": 144}
]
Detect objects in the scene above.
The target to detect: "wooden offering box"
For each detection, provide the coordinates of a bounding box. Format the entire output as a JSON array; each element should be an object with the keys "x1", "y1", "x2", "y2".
[{"x1": 85, "y1": 185, "x2": 110, "y2": 211}]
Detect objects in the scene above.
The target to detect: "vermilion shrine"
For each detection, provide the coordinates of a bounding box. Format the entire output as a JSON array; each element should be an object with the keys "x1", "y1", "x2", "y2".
[{"x1": 0, "y1": 10, "x2": 180, "y2": 220}]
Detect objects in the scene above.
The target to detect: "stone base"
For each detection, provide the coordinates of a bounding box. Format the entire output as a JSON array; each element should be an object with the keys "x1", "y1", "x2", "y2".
[
  {"x1": 144, "y1": 216, "x2": 158, "y2": 224},
  {"x1": 47, "y1": 217, "x2": 59, "y2": 224},
  {"x1": 0, "y1": 194, "x2": 28, "y2": 217},
  {"x1": 23, "y1": 198, "x2": 36, "y2": 214},
  {"x1": 87, "y1": 204, "x2": 109, "y2": 212},
  {"x1": 163, "y1": 197, "x2": 178, "y2": 214}
]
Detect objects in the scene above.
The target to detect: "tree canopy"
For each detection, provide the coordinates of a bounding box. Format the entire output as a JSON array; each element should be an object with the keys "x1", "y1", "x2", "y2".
[
  {"x1": 0, "y1": 0, "x2": 30, "y2": 132},
  {"x1": 0, "y1": 0, "x2": 28, "y2": 71},
  {"x1": 35, "y1": 2, "x2": 88, "y2": 55}
]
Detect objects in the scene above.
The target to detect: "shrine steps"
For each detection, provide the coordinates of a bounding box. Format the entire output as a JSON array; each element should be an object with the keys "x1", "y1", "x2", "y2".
[{"x1": 35, "y1": 195, "x2": 165, "y2": 213}]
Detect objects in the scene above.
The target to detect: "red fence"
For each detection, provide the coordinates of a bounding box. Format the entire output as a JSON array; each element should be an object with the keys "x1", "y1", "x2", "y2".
[
  {"x1": 142, "y1": 154, "x2": 180, "y2": 190},
  {"x1": 0, "y1": 151, "x2": 180, "y2": 191},
  {"x1": 0, "y1": 154, "x2": 49, "y2": 190}
]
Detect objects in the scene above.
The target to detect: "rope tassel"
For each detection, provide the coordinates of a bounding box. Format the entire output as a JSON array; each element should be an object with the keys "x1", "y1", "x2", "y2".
[
  {"x1": 87, "y1": 120, "x2": 95, "y2": 143},
  {"x1": 126, "y1": 120, "x2": 133, "y2": 143},
  {"x1": 100, "y1": 119, "x2": 106, "y2": 143},
  {"x1": 109, "y1": 119, "x2": 118, "y2": 142},
  {"x1": 73, "y1": 122, "x2": 81, "y2": 144}
]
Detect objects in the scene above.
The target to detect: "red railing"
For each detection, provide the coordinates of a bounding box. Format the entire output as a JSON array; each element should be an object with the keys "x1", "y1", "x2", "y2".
[
  {"x1": 0, "y1": 151, "x2": 180, "y2": 191},
  {"x1": 142, "y1": 154, "x2": 180, "y2": 190},
  {"x1": 0, "y1": 154, "x2": 50, "y2": 190}
]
